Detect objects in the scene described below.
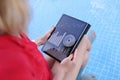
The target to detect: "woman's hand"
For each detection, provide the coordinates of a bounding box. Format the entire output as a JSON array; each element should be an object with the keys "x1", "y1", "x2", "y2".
[
  {"x1": 33, "y1": 27, "x2": 54, "y2": 46},
  {"x1": 33, "y1": 26, "x2": 56, "y2": 68},
  {"x1": 64, "y1": 35, "x2": 91, "y2": 80},
  {"x1": 52, "y1": 54, "x2": 75, "y2": 80}
]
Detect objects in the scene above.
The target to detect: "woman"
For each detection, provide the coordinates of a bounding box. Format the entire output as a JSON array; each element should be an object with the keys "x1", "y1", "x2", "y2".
[{"x1": 0, "y1": 0, "x2": 91, "y2": 80}]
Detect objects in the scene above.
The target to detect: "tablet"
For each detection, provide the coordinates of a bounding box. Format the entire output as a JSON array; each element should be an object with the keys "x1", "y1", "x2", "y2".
[{"x1": 42, "y1": 14, "x2": 91, "y2": 62}]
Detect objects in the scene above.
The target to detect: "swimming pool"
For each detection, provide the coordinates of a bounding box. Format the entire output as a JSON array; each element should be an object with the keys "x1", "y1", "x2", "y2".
[{"x1": 29, "y1": 0, "x2": 120, "y2": 80}]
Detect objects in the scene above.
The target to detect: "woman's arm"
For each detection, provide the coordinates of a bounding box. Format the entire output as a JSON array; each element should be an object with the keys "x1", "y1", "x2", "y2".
[
  {"x1": 64, "y1": 36, "x2": 91, "y2": 80},
  {"x1": 52, "y1": 54, "x2": 74, "y2": 80},
  {"x1": 32, "y1": 27, "x2": 56, "y2": 68},
  {"x1": 51, "y1": 36, "x2": 91, "y2": 80}
]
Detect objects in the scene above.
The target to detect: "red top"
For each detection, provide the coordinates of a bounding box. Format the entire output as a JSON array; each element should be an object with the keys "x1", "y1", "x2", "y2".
[{"x1": 0, "y1": 33, "x2": 52, "y2": 80}]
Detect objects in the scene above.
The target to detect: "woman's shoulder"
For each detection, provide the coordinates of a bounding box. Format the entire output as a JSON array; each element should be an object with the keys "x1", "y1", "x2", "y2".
[
  {"x1": 0, "y1": 34, "x2": 52, "y2": 80},
  {"x1": 0, "y1": 34, "x2": 35, "y2": 80}
]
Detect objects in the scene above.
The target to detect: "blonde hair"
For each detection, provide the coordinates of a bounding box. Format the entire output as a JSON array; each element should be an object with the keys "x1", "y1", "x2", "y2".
[{"x1": 0, "y1": 0, "x2": 31, "y2": 34}]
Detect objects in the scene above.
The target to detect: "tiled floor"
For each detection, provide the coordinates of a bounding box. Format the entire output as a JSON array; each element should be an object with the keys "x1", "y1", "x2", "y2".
[{"x1": 29, "y1": 0, "x2": 120, "y2": 80}]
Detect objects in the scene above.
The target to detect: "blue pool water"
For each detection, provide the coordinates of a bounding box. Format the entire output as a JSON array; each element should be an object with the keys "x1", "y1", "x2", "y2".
[{"x1": 29, "y1": 0, "x2": 120, "y2": 80}]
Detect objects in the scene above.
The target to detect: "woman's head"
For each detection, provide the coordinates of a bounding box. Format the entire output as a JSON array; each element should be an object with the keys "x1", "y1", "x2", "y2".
[{"x1": 0, "y1": 0, "x2": 31, "y2": 34}]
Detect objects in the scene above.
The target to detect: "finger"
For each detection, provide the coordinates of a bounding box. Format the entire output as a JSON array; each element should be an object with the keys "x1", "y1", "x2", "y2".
[
  {"x1": 76, "y1": 35, "x2": 88, "y2": 55},
  {"x1": 87, "y1": 30, "x2": 96, "y2": 44},
  {"x1": 61, "y1": 54, "x2": 73, "y2": 64},
  {"x1": 48, "y1": 26, "x2": 55, "y2": 34},
  {"x1": 40, "y1": 27, "x2": 55, "y2": 44},
  {"x1": 77, "y1": 35, "x2": 88, "y2": 50},
  {"x1": 73, "y1": 36, "x2": 90, "y2": 62},
  {"x1": 81, "y1": 35, "x2": 92, "y2": 52},
  {"x1": 86, "y1": 36, "x2": 91, "y2": 52},
  {"x1": 67, "y1": 54, "x2": 73, "y2": 60},
  {"x1": 87, "y1": 30, "x2": 96, "y2": 51},
  {"x1": 44, "y1": 26, "x2": 55, "y2": 38},
  {"x1": 81, "y1": 51, "x2": 89, "y2": 68},
  {"x1": 72, "y1": 49, "x2": 83, "y2": 64},
  {"x1": 72, "y1": 49, "x2": 78, "y2": 60}
]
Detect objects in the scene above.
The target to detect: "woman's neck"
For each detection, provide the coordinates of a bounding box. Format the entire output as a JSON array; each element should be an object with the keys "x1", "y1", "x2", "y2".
[
  {"x1": 0, "y1": 31, "x2": 23, "y2": 39},
  {"x1": 0, "y1": 32, "x2": 22, "y2": 38},
  {"x1": 0, "y1": 31, "x2": 4, "y2": 34},
  {"x1": 10, "y1": 33, "x2": 22, "y2": 38}
]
